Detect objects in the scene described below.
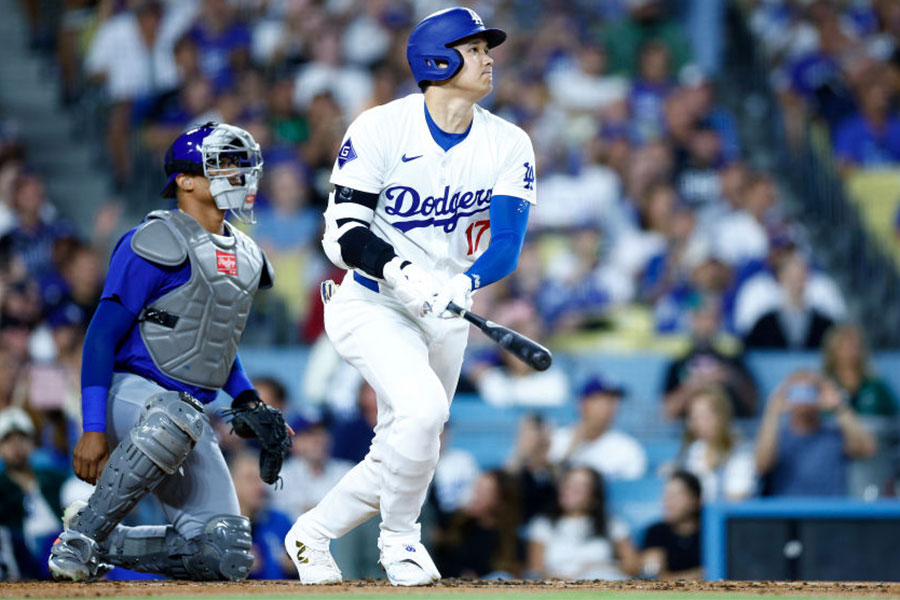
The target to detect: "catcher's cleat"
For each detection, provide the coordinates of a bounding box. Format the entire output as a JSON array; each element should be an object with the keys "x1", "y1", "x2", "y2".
[
  {"x1": 48, "y1": 529, "x2": 112, "y2": 582},
  {"x1": 284, "y1": 520, "x2": 342, "y2": 585},
  {"x1": 379, "y1": 541, "x2": 440, "y2": 586},
  {"x1": 48, "y1": 500, "x2": 114, "y2": 581}
]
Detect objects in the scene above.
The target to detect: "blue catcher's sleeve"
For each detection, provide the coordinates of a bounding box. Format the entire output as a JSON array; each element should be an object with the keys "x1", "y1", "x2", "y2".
[
  {"x1": 81, "y1": 299, "x2": 139, "y2": 433},
  {"x1": 222, "y1": 354, "x2": 254, "y2": 399},
  {"x1": 465, "y1": 195, "x2": 530, "y2": 289}
]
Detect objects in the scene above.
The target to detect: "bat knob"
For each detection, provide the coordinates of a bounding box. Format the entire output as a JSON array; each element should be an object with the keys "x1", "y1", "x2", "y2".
[{"x1": 533, "y1": 351, "x2": 552, "y2": 371}]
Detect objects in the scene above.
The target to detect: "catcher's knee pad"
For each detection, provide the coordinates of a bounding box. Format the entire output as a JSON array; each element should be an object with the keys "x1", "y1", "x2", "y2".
[
  {"x1": 185, "y1": 515, "x2": 253, "y2": 581},
  {"x1": 74, "y1": 393, "x2": 204, "y2": 541},
  {"x1": 132, "y1": 392, "x2": 205, "y2": 473}
]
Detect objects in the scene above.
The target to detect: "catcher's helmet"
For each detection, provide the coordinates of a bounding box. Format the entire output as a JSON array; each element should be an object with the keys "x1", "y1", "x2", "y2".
[
  {"x1": 161, "y1": 122, "x2": 263, "y2": 223},
  {"x1": 406, "y1": 7, "x2": 506, "y2": 85}
]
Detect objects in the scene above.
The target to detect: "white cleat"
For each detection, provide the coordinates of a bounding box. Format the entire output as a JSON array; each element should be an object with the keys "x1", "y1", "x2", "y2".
[
  {"x1": 379, "y1": 541, "x2": 441, "y2": 586},
  {"x1": 284, "y1": 521, "x2": 342, "y2": 585}
]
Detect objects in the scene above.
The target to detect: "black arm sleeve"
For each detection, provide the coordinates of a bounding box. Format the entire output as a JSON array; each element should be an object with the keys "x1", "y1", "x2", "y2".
[
  {"x1": 332, "y1": 186, "x2": 397, "y2": 279},
  {"x1": 338, "y1": 227, "x2": 397, "y2": 279}
]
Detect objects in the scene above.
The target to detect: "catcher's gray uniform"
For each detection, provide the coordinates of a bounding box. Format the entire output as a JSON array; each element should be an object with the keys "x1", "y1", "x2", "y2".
[
  {"x1": 49, "y1": 208, "x2": 273, "y2": 582},
  {"x1": 105, "y1": 373, "x2": 239, "y2": 537}
]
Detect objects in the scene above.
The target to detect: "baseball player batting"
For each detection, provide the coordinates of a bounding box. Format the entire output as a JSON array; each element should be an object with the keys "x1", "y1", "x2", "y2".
[
  {"x1": 48, "y1": 122, "x2": 291, "y2": 582},
  {"x1": 284, "y1": 7, "x2": 536, "y2": 587}
]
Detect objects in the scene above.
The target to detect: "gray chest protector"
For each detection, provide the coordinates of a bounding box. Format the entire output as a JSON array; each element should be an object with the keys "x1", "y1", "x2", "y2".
[{"x1": 131, "y1": 210, "x2": 273, "y2": 389}]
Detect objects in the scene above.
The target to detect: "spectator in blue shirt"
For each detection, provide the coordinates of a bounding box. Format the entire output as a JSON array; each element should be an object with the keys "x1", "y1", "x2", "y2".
[
  {"x1": 229, "y1": 451, "x2": 293, "y2": 579},
  {"x1": 834, "y1": 75, "x2": 900, "y2": 172},
  {"x1": 187, "y1": 0, "x2": 251, "y2": 92},
  {"x1": 629, "y1": 39, "x2": 675, "y2": 144},
  {"x1": 755, "y1": 370, "x2": 876, "y2": 497},
  {"x1": 1, "y1": 174, "x2": 72, "y2": 278}
]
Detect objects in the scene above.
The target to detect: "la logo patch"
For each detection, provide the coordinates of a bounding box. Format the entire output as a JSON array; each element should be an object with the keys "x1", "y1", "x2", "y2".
[
  {"x1": 216, "y1": 250, "x2": 238, "y2": 276},
  {"x1": 464, "y1": 8, "x2": 484, "y2": 27},
  {"x1": 337, "y1": 137, "x2": 357, "y2": 169},
  {"x1": 523, "y1": 162, "x2": 535, "y2": 190}
]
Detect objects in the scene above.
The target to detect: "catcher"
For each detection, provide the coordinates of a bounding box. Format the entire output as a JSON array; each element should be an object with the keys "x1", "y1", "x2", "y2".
[{"x1": 48, "y1": 122, "x2": 291, "y2": 582}]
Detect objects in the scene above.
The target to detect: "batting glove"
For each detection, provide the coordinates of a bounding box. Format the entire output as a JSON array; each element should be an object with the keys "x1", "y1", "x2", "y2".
[
  {"x1": 431, "y1": 273, "x2": 474, "y2": 318},
  {"x1": 383, "y1": 258, "x2": 439, "y2": 318}
]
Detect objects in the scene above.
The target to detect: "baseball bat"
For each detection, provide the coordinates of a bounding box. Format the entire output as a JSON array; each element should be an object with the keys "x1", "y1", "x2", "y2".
[{"x1": 446, "y1": 302, "x2": 553, "y2": 371}]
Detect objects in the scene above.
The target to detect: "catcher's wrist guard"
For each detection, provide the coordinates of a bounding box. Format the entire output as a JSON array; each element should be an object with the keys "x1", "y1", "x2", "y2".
[
  {"x1": 224, "y1": 392, "x2": 291, "y2": 485},
  {"x1": 232, "y1": 389, "x2": 261, "y2": 412}
]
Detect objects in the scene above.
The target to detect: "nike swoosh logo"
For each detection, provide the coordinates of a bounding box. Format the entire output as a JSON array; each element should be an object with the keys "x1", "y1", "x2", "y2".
[{"x1": 401, "y1": 154, "x2": 423, "y2": 162}]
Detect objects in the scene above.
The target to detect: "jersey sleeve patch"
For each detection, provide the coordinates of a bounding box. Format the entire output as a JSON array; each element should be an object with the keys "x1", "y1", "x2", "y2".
[
  {"x1": 523, "y1": 161, "x2": 535, "y2": 190},
  {"x1": 337, "y1": 137, "x2": 358, "y2": 169}
]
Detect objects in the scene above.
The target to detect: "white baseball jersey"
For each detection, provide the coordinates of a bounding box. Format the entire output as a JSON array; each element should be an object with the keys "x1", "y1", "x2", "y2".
[{"x1": 326, "y1": 93, "x2": 537, "y2": 285}]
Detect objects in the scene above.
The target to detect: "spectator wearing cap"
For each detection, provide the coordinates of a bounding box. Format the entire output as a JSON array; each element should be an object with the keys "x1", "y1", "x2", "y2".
[
  {"x1": 674, "y1": 118, "x2": 725, "y2": 210},
  {"x1": 269, "y1": 416, "x2": 352, "y2": 519},
  {"x1": 548, "y1": 376, "x2": 647, "y2": 481},
  {"x1": 662, "y1": 295, "x2": 757, "y2": 419},
  {"x1": 229, "y1": 451, "x2": 293, "y2": 579},
  {"x1": 0, "y1": 407, "x2": 66, "y2": 579},
  {"x1": 755, "y1": 370, "x2": 876, "y2": 497}
]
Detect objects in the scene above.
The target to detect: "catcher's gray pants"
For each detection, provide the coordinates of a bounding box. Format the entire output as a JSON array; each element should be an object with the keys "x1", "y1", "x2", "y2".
[{"x1": 103, "y1": 372, "x2": 240, "y2": 539}]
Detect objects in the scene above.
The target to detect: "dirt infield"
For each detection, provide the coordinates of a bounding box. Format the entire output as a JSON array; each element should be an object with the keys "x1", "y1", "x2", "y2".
[{"x1": 3, "y1": 580, "x2": 900, "y2": 599}]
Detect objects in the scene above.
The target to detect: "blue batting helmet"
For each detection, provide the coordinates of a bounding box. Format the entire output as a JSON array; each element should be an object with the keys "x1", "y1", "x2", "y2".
[
  {"x1": 161, "y1": 122, "x2": 217, "y2": 198},
  {"x1": 406, "y1": 7, "x2": 506, "y2": 85}
]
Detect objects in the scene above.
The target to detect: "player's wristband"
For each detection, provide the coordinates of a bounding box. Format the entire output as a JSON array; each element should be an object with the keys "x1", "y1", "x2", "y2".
[{"x1": 81, "y1": 385, "x2": 109, "y2": 433}]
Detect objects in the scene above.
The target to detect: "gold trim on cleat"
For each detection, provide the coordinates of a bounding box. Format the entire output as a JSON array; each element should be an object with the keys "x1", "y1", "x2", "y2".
[{"x1": 295, "y1": 541, "x2": 309, "y2": 564}]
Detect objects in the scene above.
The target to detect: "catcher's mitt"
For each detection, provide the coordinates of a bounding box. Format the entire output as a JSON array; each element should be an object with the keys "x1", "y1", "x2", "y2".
[{"x1": 225, "y1": 393, "x2": 291, "y2": 485}]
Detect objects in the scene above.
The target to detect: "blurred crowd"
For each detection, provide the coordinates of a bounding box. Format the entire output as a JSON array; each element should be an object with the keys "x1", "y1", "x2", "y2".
[
  {"x1": 748, "y1": 0, "x2": 900, "y2": 170},
  {"x1": 747, "y1": 0, "x2": 900, "y2": 243},
  {"x1": 1, "y1": 0, "x2": 899, "y2": 583}
]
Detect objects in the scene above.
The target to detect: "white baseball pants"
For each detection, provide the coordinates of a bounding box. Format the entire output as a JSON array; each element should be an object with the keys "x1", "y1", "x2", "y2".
[{"x1": 298, "y1": 273, "x2": 468, "y2": 547}]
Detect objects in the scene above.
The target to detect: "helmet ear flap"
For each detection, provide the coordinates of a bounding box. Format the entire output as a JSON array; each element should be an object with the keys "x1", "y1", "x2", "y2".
[{"x1": 417, "y1": 48, "x2": 464, "y2": 84}]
